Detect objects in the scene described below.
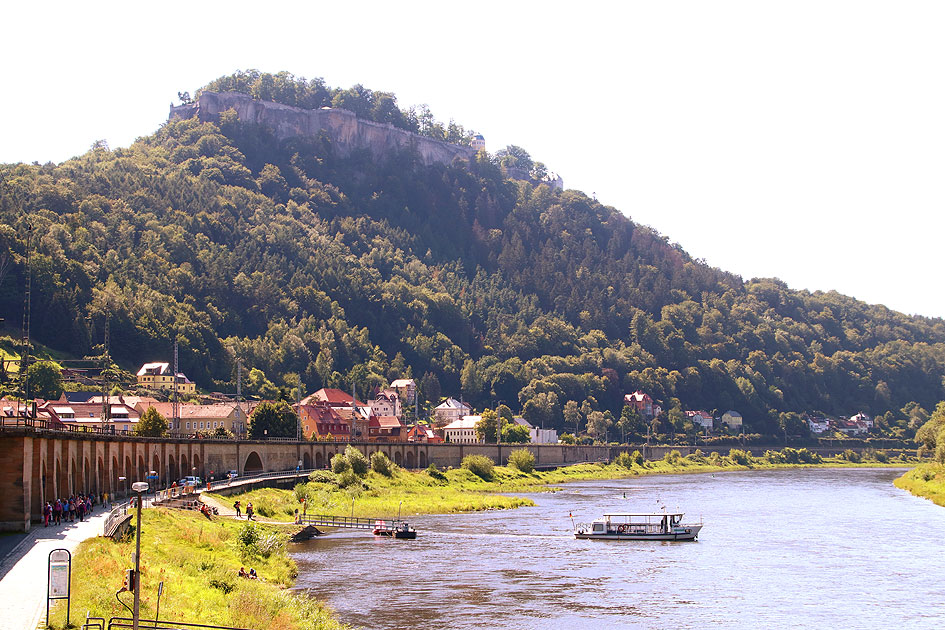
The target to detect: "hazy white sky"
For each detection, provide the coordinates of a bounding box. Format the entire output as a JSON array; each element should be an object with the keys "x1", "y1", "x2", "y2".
[{"x1": 3, "y1": 1, "x2": 943, "y2": 318}]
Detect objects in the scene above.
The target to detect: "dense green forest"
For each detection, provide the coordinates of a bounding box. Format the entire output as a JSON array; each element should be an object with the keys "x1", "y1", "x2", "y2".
[{"x1": 1, "y1": 71, "x2": 944, "y2": 439}]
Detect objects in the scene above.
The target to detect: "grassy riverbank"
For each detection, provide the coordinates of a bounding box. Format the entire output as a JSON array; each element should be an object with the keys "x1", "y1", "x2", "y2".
[
  {"x1": 47, "y1": 509, "x2": 348, "y2": 630},
  {"x1": 894, "y1": 463, "x2": 945, "y2": 507},
  {"x1": 210, "y1": 448, "x2": 917, "y2": 523}
]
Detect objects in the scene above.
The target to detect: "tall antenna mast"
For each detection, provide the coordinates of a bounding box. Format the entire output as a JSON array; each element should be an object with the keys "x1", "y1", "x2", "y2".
[
  {"x1": 236, "y1": 358, "x2": 243, "y2": 436},
  {"x1": 19, "y1": 222, "x2": 32, "y2": 416},
  {"x1": 173, "y1": 340, "x2": 180, "y2": 431},
  {"x1": 100, "y1": 312, "x2": 110, "y2": 430}
]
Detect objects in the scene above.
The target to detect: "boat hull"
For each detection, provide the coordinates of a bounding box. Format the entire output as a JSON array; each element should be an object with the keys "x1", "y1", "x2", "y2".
[{"x1": 574, "y1": 525, "x2": 702, "y2": 541}]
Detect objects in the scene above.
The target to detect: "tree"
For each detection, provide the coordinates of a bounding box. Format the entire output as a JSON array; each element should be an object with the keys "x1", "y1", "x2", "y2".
[
  {"x1": 586, "y1": 411, "x2": 612, "y2": 442},
  {"x1": 136, "y1": 406, "x2": 169, "y2": 437},
  {"x1": 915, "y1": 401, "x2": 945, "y2": 462},
  {"x1": 475, "y1": 409, "x2": 498, "y2": 443},
  {"x1": 619, "y1": 404, "x2": 645, "y2": 441},
  {"x1": 26, "y1": 361, "x2": 63, "y2": 400},
  {"x1": 563, "y1": 400, "x2": 582, "y2": 434},
  {"x1": 249, "y1": 401, "x2": 298, "y2": 438},
  {"x1": 502, "y1": 423, "x2": 531, "y2": 443},
  {"x1": 420, "y1": 371, "x2": 441, "y2": 404}
]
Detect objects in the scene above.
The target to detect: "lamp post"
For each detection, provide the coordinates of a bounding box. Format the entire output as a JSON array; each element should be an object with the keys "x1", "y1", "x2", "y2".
[{"x1": 131, "y1": 481, "x2": 149, "y2": 630}]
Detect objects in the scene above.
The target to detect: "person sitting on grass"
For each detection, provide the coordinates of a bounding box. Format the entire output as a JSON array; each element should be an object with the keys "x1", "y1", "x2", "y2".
[
  {"x1": 238, "y1": 567, "x2": 248, "y2": 578},
  {"x1": 248, "y1": 568, "x2": 257, "y2": 579}
]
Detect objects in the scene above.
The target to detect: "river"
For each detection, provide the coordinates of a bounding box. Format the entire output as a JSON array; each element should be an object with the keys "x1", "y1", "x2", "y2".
[{"x1": 291, "y1": 468, "x2": 945, "y2": 629}]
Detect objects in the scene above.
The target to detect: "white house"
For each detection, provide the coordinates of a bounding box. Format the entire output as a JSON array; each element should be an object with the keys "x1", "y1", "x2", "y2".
[
  {"x1": 685, "y1": 410, "x2": 713, "y2": 431},
  {"x1": 511, "y1": 416, "x2": 558, "y2": 444},
  {"x1": 850, "y1": 412, "x2": 873, "y2": 430},
  {"x1": 433, "y1": 398, "x2": 471, "y2": 427},
  {"x1": 807, "y1": 416, "x2": 830, "y2": 434},
  {"x1": 443, "y1": 416, "x2": 482, "y2": 444},
  {"x1": 390, "y1": 379, "x2": 417, "y2": 405},
  {"x1": 369, "y1": 389, "x2": 402, "y2": 418}
]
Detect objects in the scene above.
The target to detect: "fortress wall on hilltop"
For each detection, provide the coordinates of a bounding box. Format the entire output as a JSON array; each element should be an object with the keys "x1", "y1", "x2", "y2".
[{"x1": 169, "y1": 92, "x2": 477, "y2": 167}]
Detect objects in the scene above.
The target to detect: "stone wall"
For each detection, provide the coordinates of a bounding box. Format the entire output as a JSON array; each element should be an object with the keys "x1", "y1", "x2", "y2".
[{"x1": 170, "y1": 92, "x2": 478, "y2": 168}]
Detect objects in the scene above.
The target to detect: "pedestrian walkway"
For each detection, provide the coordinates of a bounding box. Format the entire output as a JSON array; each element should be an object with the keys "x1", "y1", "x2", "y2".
[{"x1": 0, "y1": 508, "x2": 111, "y2": 630}]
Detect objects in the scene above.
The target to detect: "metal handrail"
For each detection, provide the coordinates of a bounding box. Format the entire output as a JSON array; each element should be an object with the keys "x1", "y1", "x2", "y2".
[{"x1": 108, "y1": 617, "x2": 254, "y2": 630}]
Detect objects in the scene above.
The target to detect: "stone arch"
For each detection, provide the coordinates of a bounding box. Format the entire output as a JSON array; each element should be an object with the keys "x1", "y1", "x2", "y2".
[
  {"x1": 111, "y1": 455, "x2": 121, "y2": 496},
  {"x1": 55, "y1": 458, "x2": 64, "y2": 499},
  {"x1": 124, "y1": 456, "x2": 133, "y2": 486},
  {"x1": 315, "y1": 451, "x2": 324, "y2": 469},
  {"x1": 42, "y1": 460, "x2": 49, "y2": 506},
  {"x1": 137, "y1": 455, "x2": 146, "y2": 482},
  {"x1": 192, "y1": 454, "x2": 201, "y2": 477},
  {"x1": 152, "y1": 453, "x2": 161, "y2": 481},
  {"x1": 69, "y1": 456, "x2": 77, "y2": 496},
  {"x1": 405, "y1": 451, "x2": 416, "y2": 469},
  {"x1": 179, "y1": 453, "x2": 189, "y2": 479},
  {"x1": 394, "y1": 451, "x2": 403, "y2": 466},
  {"x1": 169, "y1": 454, "x2": 180, "y2": 485},
  {"x1": 97, "y1": 456, "x2": 105, "y2": 497},
  {"x1": 419, "y1": 451, "x2": 427, "y2": 468},
  {"x1": 84, "y1": 457, "x2": 91, "y2": 495},
  {"x1": 244, "y1": 451, "x2": 264, "y2": 473},
  {"x1": 303, "y1": 451, "x2": 312, "y2": 469}
]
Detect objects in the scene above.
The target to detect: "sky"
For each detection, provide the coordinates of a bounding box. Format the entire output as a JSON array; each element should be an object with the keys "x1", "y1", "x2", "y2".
[{"x1": 3, "y1": 1, "x2": 944, "y2": 319}]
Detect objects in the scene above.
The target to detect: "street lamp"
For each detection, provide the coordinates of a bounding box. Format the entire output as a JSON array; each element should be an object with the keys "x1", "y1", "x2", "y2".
[{"x1": 131, "y1": 481, "x2": 149, "y2": 630}]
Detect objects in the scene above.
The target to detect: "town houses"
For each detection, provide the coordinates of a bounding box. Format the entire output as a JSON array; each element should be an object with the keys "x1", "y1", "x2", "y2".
[{"x1": 7, "y1": 359, "x2": 887, "y2": 445}]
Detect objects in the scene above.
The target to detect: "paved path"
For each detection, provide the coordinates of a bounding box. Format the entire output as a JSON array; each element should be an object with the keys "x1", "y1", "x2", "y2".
[{"x1": 0, "y1": 508, "x2": 111, "y2": 630}]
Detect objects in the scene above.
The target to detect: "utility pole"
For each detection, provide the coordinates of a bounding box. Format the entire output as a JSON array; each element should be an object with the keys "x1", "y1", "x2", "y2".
[
  {"x1": 172, "y1": 341, "x2": 179, "y2": 433},
  {"x1": 100, "y1": 313, "x2": 110, "y2": 430},
  {"x1": 236, "y1": 359, "x2": 243, "y2": 437},
  {"x1": 19, "y1": 222, "x2": 32, "y2": 419}
]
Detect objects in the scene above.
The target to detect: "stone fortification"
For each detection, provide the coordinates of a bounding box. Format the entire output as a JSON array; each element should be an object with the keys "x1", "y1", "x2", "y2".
[{"x1": 169, "y1": 92, "x2": 477, "y2": 167}]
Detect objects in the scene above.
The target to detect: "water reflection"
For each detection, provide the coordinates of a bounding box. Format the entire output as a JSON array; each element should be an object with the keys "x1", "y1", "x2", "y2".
[{"x1": 292, "y1": 469, "x2": 945, "y2": 629}]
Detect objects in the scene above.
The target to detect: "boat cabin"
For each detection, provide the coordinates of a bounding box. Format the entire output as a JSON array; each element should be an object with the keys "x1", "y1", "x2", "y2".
[{"x1": 592, "y1": 512, "x2": 685, "y2": 536}]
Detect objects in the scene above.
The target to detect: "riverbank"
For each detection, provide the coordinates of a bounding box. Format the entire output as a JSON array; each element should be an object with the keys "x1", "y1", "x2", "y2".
[
  {"x1": 46, "y1": 509, "x2": 348, "y2": 630},
  {"x1": 894, "y1": 463, "x2": 945, "y2": 507},
  {"x1": 209, "y1": 447, "x2": 917, "y2": 523}
]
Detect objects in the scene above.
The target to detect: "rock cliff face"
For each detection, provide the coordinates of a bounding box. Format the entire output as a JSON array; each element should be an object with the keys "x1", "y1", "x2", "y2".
[{"x1": 169, "y1": 92, "x2": 477, "y2": 167}]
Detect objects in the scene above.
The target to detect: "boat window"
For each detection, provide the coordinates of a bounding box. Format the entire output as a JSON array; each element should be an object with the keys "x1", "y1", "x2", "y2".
[{"x1": 593, "y1": 523, "x2": 604, "y2": 532}]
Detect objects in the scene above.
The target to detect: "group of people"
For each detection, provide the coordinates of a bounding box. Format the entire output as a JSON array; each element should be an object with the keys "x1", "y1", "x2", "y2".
[
  {"x1": 233, "y1": 500, "x2": 254, "y2": 520},
  {"x1": 43, "y1": 493, "x2": 97, "y2": 526},
  {"x1": 237, "y1": 567, "x2": 258, "y2": 579}
]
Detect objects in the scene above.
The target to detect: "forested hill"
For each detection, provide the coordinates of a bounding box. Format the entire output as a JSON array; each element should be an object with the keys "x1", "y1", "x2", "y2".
[{"x1": 1, "y1": 71, "x2": 944, "y2": 437}]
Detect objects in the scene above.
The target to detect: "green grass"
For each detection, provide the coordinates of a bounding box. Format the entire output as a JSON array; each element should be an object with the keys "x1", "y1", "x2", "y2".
[
  {"x1": 894, "y1": 463, "x2": 945, "y2": 507},
  {"x1": 46, "y1": 509, "x2": 348, "y2": 630}
]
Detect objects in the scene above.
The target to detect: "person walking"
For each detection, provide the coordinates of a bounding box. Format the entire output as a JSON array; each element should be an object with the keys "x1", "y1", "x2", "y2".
[
  {"x1": 246, "y1": 502, "x2": 254, "y2": 521},
  {"x1": 53, "y1": 499, "x2": 62, "y2": 526},
  {"x1": 43, "y1": 502, "x2": 51, "y2": 527},
  {"x1": 234, "y1": 500, "x2": 242, "y2": 519}
]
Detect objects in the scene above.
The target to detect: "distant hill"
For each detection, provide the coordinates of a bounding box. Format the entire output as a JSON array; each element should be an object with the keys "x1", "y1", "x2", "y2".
[{"x1": 1, "y1": 71, "x2": 943, "y2": 438}]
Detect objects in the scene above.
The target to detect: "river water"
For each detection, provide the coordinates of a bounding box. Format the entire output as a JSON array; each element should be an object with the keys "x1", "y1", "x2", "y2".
[{"x1": 291, "y1": 469, "x2": 945, "y2": 629}]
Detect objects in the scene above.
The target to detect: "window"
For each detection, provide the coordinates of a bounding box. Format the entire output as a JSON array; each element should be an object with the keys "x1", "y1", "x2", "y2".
[
  {"x1": 186, "y1": 422, "x2": 190, "y2": 429},
  {"x1": 200, "y1": 422, "x2": 204, "y2": 429}
]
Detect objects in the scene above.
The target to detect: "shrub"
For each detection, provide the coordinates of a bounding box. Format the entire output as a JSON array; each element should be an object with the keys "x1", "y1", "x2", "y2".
[
  {"x1": 663, "y1": 450, "x2": 682, "y2": 465},
  {"x1": 345, "y1": 445, "x2": 370, "y2": 476},
  {"x1": 507, "y1": 449, "x2": 535, "y2": 473},
  {"x1": 708, "y1": 451, "x2": 722, "y2": 465},
  {"x1": 308, "y1": 469, "x2": 336, "y2": 484},
  {"x1": 336, "y1": 469, "x2": 361, "y2": 488},
  {"x1": 796, "y1": 448, "x2": 821, "y2": 464},
  {"x1": 842, "y1": 449, "x2": 861, "y2": 463},
  {"x1": 330, "y1": 453, "x2": 350, "y2": 474},
  {"x1": 256, "y1": 533, "x2": 285, "y2": 558},
  {"x1": 209, "y1": 579, "x2": 234, "y2": 594},
  {"x1": 688, "y1": 449, "x2": 705, "y2": 462},
  {"x1": 461, "y1": 455, "x2": 495, "y2": 480},
  {"x1": 370, "y1": 451, "x2": 394, "y2": 476},
  {"x1": 631, "y1": 450, "x2": 645, "y2": 467},
  {"x1": 764, "y1": 450, "x2": 783, "y2": 464},
  {"x1": 293, "y1": 483, "x2": 309, "y2": 503},
  {"x1": 425, "y1": 464, "x2": 446, "y2": 481},
  {"x1": 614, "y1": 452, "x2": 633, "y2": 469},
  {"x1": 728, "y1": 448, "x2": 753, "y2": 466},
  {"x1": 559, "y1": 433, "x2": 576, "y2": 445},
  {"x1": 237, "y1": 522, "x2": 260, "y2": 551}
]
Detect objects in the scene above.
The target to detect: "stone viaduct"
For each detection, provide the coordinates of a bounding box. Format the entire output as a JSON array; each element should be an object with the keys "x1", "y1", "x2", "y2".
[{"x1": 0, "y1": 428, "x2": 625, "y2": 532}]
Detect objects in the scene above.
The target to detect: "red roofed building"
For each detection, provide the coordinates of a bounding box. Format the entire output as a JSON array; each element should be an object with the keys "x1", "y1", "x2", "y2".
[
  {"x1": 624, "y1": 391, "x2": 661, "y2": 419},
  {"x1": 368, "y1": 415, "x2": 405, "y2": 442},
  {"x1": 297, "y1": 402, "x2": 350, "y2": 441},
  {"x1": 406, "y1": 424, "x2": 444, "y2": 443}
]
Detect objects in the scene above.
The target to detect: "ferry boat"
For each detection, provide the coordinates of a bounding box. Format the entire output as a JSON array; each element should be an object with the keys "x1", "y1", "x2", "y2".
[
  {"x1": 574, "y1": 512, "x2": 702, "y2": 541},
  {"x1": 372, "y1": 519, "x2": 417, "y2": 539}
]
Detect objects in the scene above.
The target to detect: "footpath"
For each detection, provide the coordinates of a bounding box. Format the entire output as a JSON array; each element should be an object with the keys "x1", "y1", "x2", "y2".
[{"x1": 0, "y1": 508, "x2": 111, "y2": 630}]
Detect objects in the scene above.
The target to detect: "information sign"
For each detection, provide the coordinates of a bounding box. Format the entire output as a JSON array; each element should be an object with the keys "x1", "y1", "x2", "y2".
[{"x1": 47, "y1": 548, "x2": 71, "y2": 626}]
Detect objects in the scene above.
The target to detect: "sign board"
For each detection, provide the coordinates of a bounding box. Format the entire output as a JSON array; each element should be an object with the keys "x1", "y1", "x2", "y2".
[{"x1": 47, "y1": 548, "x2": 71, "y2": 626}]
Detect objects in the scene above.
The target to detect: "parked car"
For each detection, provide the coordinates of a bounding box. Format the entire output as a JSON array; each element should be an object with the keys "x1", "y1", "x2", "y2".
[
  {"x1": 227, "y1": 470, "x2": 239, "y2": 479},
  {"x1": 178, "y1": 476, "x2": 203, "y2": 487}
]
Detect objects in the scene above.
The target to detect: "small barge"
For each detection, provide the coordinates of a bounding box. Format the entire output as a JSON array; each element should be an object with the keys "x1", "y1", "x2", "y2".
[
  {"x1": 373, "y1": 520, "x2": 417, "y2": 539},
  {"x1": 574, "y1": 512, "x2": 702, "y2": 541}
]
